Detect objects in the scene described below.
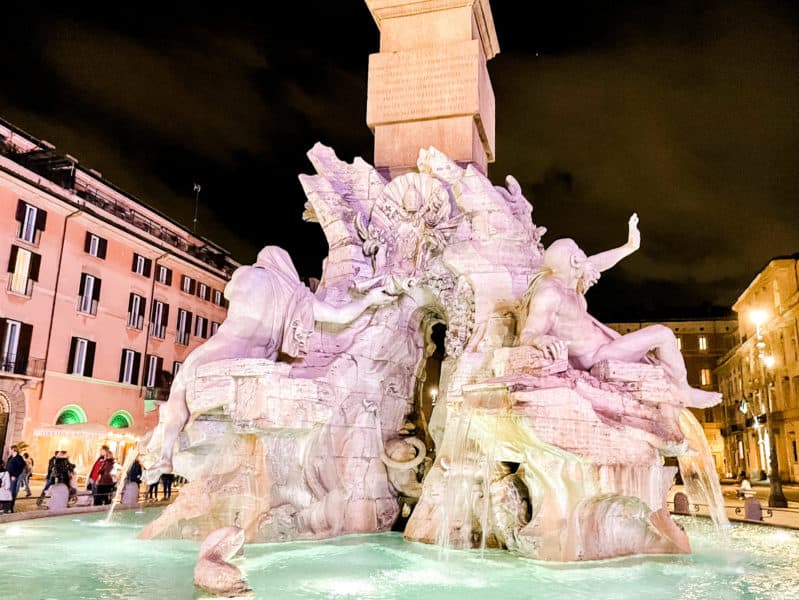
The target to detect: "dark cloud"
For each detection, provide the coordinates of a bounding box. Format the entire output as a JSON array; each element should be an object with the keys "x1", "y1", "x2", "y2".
[{"x1": 1, "y1": 1, "x2": 797, "y2": 319}]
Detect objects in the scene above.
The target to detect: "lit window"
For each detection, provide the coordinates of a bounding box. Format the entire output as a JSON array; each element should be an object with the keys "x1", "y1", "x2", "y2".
[
  {"x1": 210, "y1": 321, "x2": 220, "y2": 336},
  {"x1": 176, "y1": 309, "x2": 192, "y2": 345},
  {"x1": 132, "y1": 253, "x2": 152, "y2": 277},
  {"x1": 150, "y1": 300, "x2": 169, "y2": 339},
  {"x1": 16, "y1": 200, "x2": 47, "y2": 244},
  {"x1": 156, "y1": 265, "x2": 172, "y2": 285},
  {"x1": 700, "y1": 368, "x2": 711, "y2": 386},
  {"x1": 194, "y1": 315, "x2": 208, "y2": 339},
  {"x1": 84, "y1": 232, "x2": 107, "y2": 259},
  {"x1": 181, "y1": 275, "x2": 195, "y2": 294},
  {"x1": 128, "y1": 293, "x2": 146, "y2": 329},
  {"x1": 1, "y1": 319, "x2": 21, "y2": 372},
  {"x1": 212, "y1": 289, "x2": 223, "y2": 306},
  {"x1": 197, "y1": 283, "x2": 209, "y2": 301},
  {"x1": 676, "y1": 336, "x2": 682, "y2": 351},
  {"x1": 8, "y1": 246, "x2": 41, "y2": 296},
  {"x1": 68, "y1": 337, "x2": 95, "y2": 376},
  {"x1": 698, "y1": 336, "x2": 708, "y2": 351},
  {"x1": 172, "y1": 361, "x2": 182, "y2": 377},
  {"x1": 119, "y1": 349, "x2": 141, "y2": 384},
  {"x1": 77, "y1": 273, "x2": 101, "y2": 315},
  {"x1": 144, "y1": 354, "x2": 162, "y2": 387}
]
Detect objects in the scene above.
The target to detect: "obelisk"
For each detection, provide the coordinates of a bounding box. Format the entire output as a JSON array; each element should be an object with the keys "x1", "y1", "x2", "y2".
[{"x1": 365, "y1": 0, "x2": 499, "y2": 177}]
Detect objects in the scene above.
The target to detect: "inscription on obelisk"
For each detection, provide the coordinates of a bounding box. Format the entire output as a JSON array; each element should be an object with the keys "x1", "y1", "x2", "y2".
[{"x1": 365, "y1": 0, "x2": 499, "y2": 175}]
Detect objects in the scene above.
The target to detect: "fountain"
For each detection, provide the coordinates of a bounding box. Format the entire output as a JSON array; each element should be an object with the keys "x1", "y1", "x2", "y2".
[{"x1": 0, "y1": 3, "x2": 760, "y2": 598}]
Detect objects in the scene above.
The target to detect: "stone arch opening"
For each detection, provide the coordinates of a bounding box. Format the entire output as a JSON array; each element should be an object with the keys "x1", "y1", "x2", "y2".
[
  {"x1": 55, "y1": 404, "x2": 88, "y2": 425},
  {"x1": 0, "y1": 392, "x2": 10, "y2": 453},
  {"x1": 109, "y1": 410, "x2": 134, "y2": 429}
]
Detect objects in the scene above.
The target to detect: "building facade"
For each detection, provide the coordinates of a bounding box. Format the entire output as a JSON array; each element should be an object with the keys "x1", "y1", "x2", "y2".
[
  {"x1": 715, "y1": 255, "x2": 799, "y2": 483},
  {"x1": 606, "y1": 318, "x2": 739, "y2": 476},
  {"x1": 0, "y1": 118, "x2": 237, "y2": 475}
]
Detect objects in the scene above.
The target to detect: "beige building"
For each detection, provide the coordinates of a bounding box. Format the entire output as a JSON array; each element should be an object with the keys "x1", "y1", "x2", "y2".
[
  {"x1": 715, "y1": 255, "x2": 799, "y2": 483},
  {"x1": 606, "y1": 317, "x2": 738, "y2": 476},
  {"x1": 0, "y1": 117, "x2": 237, "y2": 475}
]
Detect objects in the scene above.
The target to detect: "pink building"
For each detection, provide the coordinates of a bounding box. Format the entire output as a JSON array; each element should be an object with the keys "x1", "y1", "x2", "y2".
[{"x1": 0, "y1": 118, "x2": 237, "y2": 476}]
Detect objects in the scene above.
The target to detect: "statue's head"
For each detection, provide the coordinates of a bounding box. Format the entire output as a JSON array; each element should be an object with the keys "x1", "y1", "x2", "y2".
[{"x1": 544, "y1": 238, "x2": 600, "y2": 294}]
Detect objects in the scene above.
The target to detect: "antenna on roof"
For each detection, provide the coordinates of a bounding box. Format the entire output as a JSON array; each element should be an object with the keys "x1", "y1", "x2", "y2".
[{"x1": 192, "y1": 183, "x2": 202, "y2": 233}]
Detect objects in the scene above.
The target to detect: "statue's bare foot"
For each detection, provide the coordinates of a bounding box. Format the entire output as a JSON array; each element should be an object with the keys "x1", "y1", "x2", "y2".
[{"x1": 686, "y1": 387, "x2": 722, "y2": 409}]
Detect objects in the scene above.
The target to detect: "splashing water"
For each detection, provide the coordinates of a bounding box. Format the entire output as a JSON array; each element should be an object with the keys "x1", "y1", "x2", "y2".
[{"x1": 677, "y1": 409, "x2": 730, "y2": 530}]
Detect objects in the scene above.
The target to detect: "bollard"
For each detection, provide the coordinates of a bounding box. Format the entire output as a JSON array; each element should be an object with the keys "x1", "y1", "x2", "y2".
[
  {"x1": 673, "y1": 492, "x2": 690, "y2": 515},
  {"x1": 744, "y1": 497, "x2": 763, "y2": 521}
]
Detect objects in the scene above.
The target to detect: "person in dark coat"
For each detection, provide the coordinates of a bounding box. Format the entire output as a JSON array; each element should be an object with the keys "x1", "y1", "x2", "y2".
[
  {"x1": 95, "y1": 449, "x2": 116, "y2": 506},
  {"x1": 5, "y1": 445, "x2": 26, "y2": 512},
  {"x1": 36, "y1": 451, "x2": 59, "y2": 506}
]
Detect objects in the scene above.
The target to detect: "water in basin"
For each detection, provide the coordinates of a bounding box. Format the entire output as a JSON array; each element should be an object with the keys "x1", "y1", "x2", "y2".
[{"x1": 1, "y1": 509, "x2": 796, "y2": 599}]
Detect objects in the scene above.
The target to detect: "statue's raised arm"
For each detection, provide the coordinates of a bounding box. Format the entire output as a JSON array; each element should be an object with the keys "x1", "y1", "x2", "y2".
[{"x1": 587, "y1": 213, "x2": 640, "y2": 274}]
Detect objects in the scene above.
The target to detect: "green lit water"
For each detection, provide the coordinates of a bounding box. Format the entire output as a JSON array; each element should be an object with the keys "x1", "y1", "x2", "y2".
[{"x1": 1, "y1": 509, "x2": 796, "y2": 599}]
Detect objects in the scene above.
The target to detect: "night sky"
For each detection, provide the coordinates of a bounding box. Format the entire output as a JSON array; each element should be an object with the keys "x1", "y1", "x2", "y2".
[{"x1": 1, "y1": 1, "x2": 797, "y2": 321}]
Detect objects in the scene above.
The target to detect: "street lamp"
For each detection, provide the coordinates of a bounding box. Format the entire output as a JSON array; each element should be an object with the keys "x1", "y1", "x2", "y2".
[{"x1": 750, "y1": 309, "x2": 788, "y2": 508}]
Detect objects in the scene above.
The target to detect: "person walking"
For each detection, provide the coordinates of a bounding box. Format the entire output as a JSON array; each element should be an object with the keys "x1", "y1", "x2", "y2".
[
  {"x1": 20, "y1": 452, "x2": 34, "y2": 497},
  {"x1": 36, "y1": 451, "x2": 59, "y2": 507},
  {"x1": 5, "y1": 445, "x2": 26, "y2": 512}
]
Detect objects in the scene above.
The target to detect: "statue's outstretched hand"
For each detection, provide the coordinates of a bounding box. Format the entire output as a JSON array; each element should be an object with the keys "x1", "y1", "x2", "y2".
[
  {"x1": 530, "y1": 335, "x2": 568, "y2": 361},
  {"x1": 627, "y1": 212, "x2": 640, "y2": 251},
  {"x1": 365, "y1": 286, "x2": 399, "y2": 307}
]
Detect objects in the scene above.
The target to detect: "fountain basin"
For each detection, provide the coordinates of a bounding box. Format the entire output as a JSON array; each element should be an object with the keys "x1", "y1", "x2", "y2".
[{"x1": 1, "y1": 508, "x2": 797, "y2": 599}]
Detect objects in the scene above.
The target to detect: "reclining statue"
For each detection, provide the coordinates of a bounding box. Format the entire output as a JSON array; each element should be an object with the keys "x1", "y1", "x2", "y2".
[
  {"x1": 146, "y1": 245, "x2": 397, "y2": 479},
  {"x1": 518, "y1": 213, "x2": 720, "y2": 409}
]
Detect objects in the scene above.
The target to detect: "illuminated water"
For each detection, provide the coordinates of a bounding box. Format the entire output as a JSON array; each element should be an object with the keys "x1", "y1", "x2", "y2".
[{"x1": 1, "y1": 509, "x2": 797, "y2": 599}]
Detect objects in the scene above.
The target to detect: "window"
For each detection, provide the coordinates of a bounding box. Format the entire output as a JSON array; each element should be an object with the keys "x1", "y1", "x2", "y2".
[
  {"x1": 210, "y1": 321, "x2": 220, "y2": 336},
  {"x1": 15, "y1": 200, "x2": 47, "y2": 244},
  {"x1": 176, "y1": 309, "x2": 192, "y2": 345},
  {"x1": 77, "y1": 273, "x2": 101, "y2": 315},
  {"x1": 0, "y1": 319, "x2": 32, "y2": 374},
  {"x1": 180, "y1": 275, "x2": 196, "y2": 295},
  {"x1": 132, "y1": 253, "x2": 152, "y2": 277},
  {"x1": 118, "y1": 349, "x2": 141, "y2": 384},
  {"x1": 127, "y1": 293, "x2": 146, "y2": 329},
  {"x1": 212, "y1": 289, "x2": 223, "y2": 306},
  {"x1": 698, "y1": 335, "x2": 708, "y2": 351},
  {"x1": 676, "y1": 336, "x2": 682, "y2": 351},
  {"x1": 144, "y1": 354, "x2": 164, "y2": 387},
  {"x1": 194, "y1": 315, "x2": 209, "y2": 339},
  {"x1": 84, "y1": 232, "x2": 108, "y2": 259},
  {"x1": 700, "y1": 368, "x2": 711, "y2": 386},
  {"x1": 67, "y1": 336, "x2": 95, "y2": 376},
  {"x1": 7, "y1": 245, "x2": 41, "y2": 296},
  {"x1": 172, "y1": 361, "x2": 182, "y2": 377},
  {"x1": 156, "y1": 265, "x2": 172, "y2": 286},
  {"x1": 704, "y1": 408, "x2": 715, "y2": 423},
  {"x1": 150, "y1": 300, "x2": 169, "y2": 339}
]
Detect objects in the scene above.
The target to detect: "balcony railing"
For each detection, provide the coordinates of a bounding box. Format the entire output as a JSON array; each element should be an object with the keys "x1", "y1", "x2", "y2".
[
  {"x1": 149, "y1": 323, "x2": 166, "y2": 339},
  {"x1": 0, "y1": 353, "x2": 45, "y2": 377},
  {"x1": 176, "y1": 331, "x2": 190, "y2": 346}
]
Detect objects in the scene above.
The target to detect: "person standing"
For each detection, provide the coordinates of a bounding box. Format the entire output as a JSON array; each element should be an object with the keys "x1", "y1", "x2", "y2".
[
  {"x1": 0, "y1": 459, "x2": 12, "y2": 513},
  {"x1": 95, "y1": 449, "x2": 116, "y2": 505},
  {"x1": 5, "y1": 446, "x2": 26, "y2": 512},
  {"x1": 160, "y1": 472, "x2": 175, "y2": 500},
  {"x1": 88, "y1": 445, "x2": 109, "y2": 500}
]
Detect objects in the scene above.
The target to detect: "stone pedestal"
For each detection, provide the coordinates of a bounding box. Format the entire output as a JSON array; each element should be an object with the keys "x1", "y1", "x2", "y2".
[
  {"x1": 365, "y1": 0, "x2": 498, "y2": 174},
  {"x1": 122, "y1": 482, "x2": 140, "y2": 506}
]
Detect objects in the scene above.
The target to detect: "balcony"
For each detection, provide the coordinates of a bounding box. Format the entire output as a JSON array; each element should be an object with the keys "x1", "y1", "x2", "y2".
[{"x1": 0, "y1": 353, "x2": 45, "y2": 377}]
